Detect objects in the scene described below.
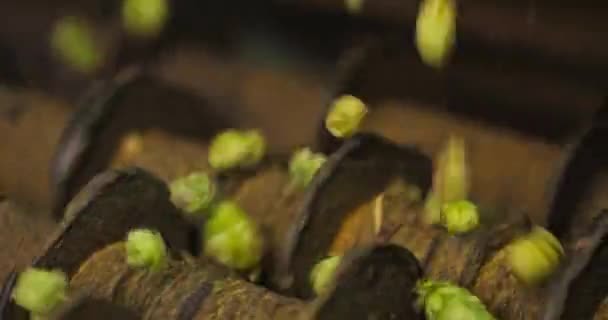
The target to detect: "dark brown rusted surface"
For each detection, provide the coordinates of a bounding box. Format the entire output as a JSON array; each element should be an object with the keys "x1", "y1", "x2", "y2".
[
  {"x1": 312, "y1": 244, "x2": 423, "y2": 320},
  {"x1": 542, "y1": 211, "x2": 608, "y2": 320},
  {"x1": 35, "y1": 167, "x2": 192, "y2": 274},
  {"x1": 276, "y1": 133, "x2": 432, "y2": 298},
  {"x1": 3, "y1": 167, "x2": 193, "y2": 319},
  {"x1": 50, "y1": 67, "x2": 143, "y2": 219},
  {"x1": 546, "y1": 121, "x2": 608, "y2": 240}
]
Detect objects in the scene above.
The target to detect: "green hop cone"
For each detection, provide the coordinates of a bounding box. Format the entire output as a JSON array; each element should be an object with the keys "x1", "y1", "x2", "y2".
[
  {"x1": 416, "y1": 280, "x2": 496, "y2": 320},
  {"x1": 208, "y1": 129, "x2": 266, "y2": 171},
  {"x1": 204, "y1": 201, "x2": 264, "y2": 270},
  {"x1": 325, "y1": 95, "x2": 368, "y2": 138},
  {"x1": 434, "y1": 135, "x2": 469, "y2": 203},
  {"x1": 122, "y1": 0, "x2": 170, "y2": 38},
  {"x1": 508, "y1": 226, "x2": 564, "y2": 286},
  {"x1": 424, "y1": 191, "x2": 442, "y2": 225},
  {"x1": 12, "y1": 268, "x2": 68, "y2": 316},
  {"x1": 441, "y1": 199, "x2": 480, "y2": 235},
  {"x1": 50, "y1": 16, "x2": 104, "y2": 74},
  {"x1": 310, "y1": 255, "x2": 342, "y2": 296},
  {"x1": 345, "y1": 0, "x2": 364, "y2": 15},
  {"x1": 170, "y1": 172, "x2": 216, "y2": 216},
  {"x1": 126, "y1": 229, "x2": 168, "y2": 272},
  {"x1": 415, "y1": 0, "x2": 457, "y2": 68},
  {"x1": 289, "y1": 147, "x2": 327, "y2": 189}
]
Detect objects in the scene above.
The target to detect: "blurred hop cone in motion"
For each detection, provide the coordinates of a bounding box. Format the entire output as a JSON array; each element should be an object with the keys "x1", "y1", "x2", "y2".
[
  {"x1": 122, "y1": 0, "x2": 170, "y2": 38},
  {"x1": 415, "y1": 0, "x2": 457, "y2": 68},
  {"x1": 50, "y1": 16, "x2": 105, "y2": 74}
]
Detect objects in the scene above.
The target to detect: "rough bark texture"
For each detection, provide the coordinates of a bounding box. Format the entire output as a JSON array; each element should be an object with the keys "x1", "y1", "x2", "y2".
[
  {"x1": 70, "y1": 242, "x2": 306, "y2": 320},
  {"x1": 70, "y1": 242, "x2": 422, "y2": 320},
  {"x1": 381, "y1": 178, "x2": 542, "y2": 320}
]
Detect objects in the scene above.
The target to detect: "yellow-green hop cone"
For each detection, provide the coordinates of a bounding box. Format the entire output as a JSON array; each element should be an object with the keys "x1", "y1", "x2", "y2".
[
  {"x1": 529, "y1": 225, "x2": 565, "y2": 256},
  {"x1": 508, "y1": 226, "x2": 564, "y2": 286},
  {"x1": 325, "y1": 95, "x2": 368, "y2": 138},
  {"x1": 122, "y1": 0, "x2": 170, "y2": 38},
  {"x1": 50, "y1": 16, "x2": 104, "y2": 74},
  {"x1": 289, "y1": 147, "x2": 327, "y2": 189},
  {"x1": 170, "y1": 172, "x2": 216, "y2": 216},
  {"x1": 204, "y1": 201, "x2": 264, "y2": 270},
  {"x1": 310, "y1": 255, "x2": 342, "y2": 296},
  {"x1": 416, "y1": 280, "x2": 496, "y2": 320},
  {"x1": 434, "y1": 135, "x2": 469, "y2": 203},
  {"x1": 345, "y1": 0, "x2": 364, "y2": 15},
  {"x1": 11, "y1": 268, "x2": 68, "y2": 316},
  {"x1": 208, "y1": 129, "x2": 266, "y2": 171},
  {"x1": 423, "y1": 191, "x2": 442, "y2": 225},
  {"x1": 126, "y1": 229, "x2": 168, "y2": 272},
  {"x1": 415, "y1": 0, "x2": 457, "y2": 68},
  {"x1": 441, "y1": 200, "x2": 479, "y2": 235}
]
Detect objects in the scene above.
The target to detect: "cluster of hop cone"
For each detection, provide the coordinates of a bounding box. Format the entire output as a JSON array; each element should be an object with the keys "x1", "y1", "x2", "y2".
[{"x1": 5, "y1": 93, "x2": 608, "y2": 320}]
